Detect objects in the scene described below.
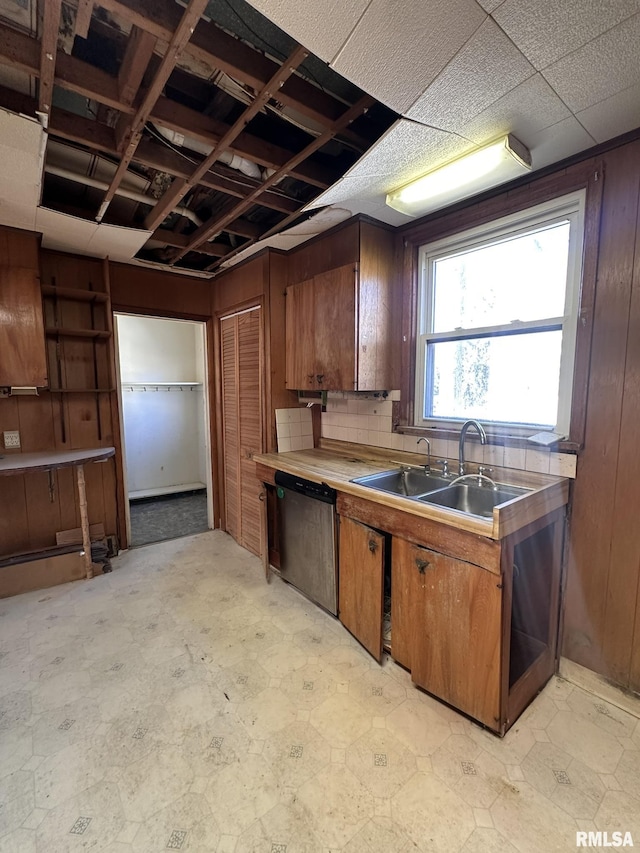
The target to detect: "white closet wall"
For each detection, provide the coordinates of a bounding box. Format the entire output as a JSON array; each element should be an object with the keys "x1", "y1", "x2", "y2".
[{"x1": 117, "y1": 315, "x2": 208, "y2": 498}]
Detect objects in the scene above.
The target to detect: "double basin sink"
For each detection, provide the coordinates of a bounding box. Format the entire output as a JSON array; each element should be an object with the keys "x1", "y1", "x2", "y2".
[{"x1": 351, "y1": 467, "x2": 530, "y2": 519}]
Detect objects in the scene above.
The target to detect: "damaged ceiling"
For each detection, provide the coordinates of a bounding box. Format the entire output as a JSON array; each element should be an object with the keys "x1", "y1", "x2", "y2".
[{"x1": 0, "y1": 0, "x2": 396, "y2": 272}]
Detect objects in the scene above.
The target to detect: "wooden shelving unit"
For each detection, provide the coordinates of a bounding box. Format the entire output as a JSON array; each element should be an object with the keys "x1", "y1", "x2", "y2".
[{"x1": 41, "y1": 267, "x2": 114, "y2": 441}]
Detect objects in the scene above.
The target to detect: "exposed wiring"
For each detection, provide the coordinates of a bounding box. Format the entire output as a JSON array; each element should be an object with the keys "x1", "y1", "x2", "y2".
[
  {"x1": 218, "y1": 0, "x2": 327, "y2": 95},
  {"x1": 144, "y1": 123, "x2": 303, "y2": 203}
]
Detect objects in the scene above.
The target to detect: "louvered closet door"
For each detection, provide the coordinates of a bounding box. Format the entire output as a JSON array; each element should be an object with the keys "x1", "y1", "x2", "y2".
[{"x1": 220, "y1": 307, "x2": 263, "y2": 556}]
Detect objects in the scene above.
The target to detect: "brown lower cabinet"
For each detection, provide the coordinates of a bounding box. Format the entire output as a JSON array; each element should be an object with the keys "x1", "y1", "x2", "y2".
[{"x1": 337, "y1": 494, "x2": 565, "y2": 735}]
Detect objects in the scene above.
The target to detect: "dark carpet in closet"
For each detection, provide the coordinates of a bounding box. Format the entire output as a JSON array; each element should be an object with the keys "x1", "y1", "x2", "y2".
[{"x1": 129, "y1": 490, "x2": 208, "y2": 547}]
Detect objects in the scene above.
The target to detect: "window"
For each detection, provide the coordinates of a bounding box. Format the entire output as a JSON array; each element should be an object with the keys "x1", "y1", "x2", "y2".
[{"x1": 415, "y1": 191, "x2": 585, "y2": 435}]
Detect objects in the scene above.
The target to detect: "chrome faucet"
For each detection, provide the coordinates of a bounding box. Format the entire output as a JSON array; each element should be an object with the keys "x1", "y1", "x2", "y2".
[
  {"x1": 417, "y1": 437, "x2": 431, "y2": 473},
  {"x1": 458, "y1": 420, "x2": 487, "y2": 476}
]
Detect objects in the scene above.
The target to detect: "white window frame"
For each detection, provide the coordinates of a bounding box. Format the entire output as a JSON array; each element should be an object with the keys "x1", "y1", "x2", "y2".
[{"x1": 415, "y1": 190, "x2": 585, "y2": 435}]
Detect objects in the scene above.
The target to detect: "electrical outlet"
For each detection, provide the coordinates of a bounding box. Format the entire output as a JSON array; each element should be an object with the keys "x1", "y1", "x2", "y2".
[{"x1": 3, "y1": 430, "x2": 20, "y2": 449}]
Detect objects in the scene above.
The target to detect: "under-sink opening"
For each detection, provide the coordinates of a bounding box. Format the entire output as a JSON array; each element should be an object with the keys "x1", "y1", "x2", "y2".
[
  {"x1": 509, "y1": 524, "x2": 555, "y2": 686},
  {"x1": 383, "y1": 538, "x2": 392, "y2": 652}
]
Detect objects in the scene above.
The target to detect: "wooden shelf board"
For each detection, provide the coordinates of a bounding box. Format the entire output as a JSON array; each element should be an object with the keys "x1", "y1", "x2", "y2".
[
  {"x1": 46, "y1": 327, "x2": 111, "y2": 339},
  {"x1": 48, "y1": 388, "x2": 115, "y2": 394},
  {"x1": 42, "y1": 285, "x2": 109, "y2": 303}
]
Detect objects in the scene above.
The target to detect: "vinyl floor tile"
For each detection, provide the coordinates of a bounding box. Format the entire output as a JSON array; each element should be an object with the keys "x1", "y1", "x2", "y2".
[{"x1": 0, "y1": 530, "x2": 639, "y2": 852}]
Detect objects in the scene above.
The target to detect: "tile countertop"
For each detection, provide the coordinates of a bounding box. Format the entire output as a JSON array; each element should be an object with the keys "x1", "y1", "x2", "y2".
[{"x1": 254, "y1": 443, "x2": 570, "y2": 541}]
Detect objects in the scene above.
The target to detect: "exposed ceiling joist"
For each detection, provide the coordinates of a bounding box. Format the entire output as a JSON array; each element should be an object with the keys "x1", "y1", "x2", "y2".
[
  {"x1": 175, "y1": 93, "x2": 374, "y2": 263},
  {"x1": 38, "y1": 0, "x2": 62, "y2": 115},
  {"x1": 0, "y1": 0, "x2": 395, "y2": 271},
  {"x1": 150, "y1": 97, "x2": 336, "y2": 188},
  {"x1": 134, "y1": 139, "x2": 303, "y2": 214},
  {"x1": 97, "y1": 0, "x2": 210, "y2": 221},
  {"x1": 82, "y1": 0, "x2": 358, "y2": 134},
  {"x1": 74, "y1": 0, "x2": 94, "y2": 40},
  {"x1": 0, "y1": 30, "x2": 336, "y2": 189},
  {"x1": 144, "y1": 43, "x2": 308, "y2": 231},
  {"x1": 117, "y1": 25, "x2": 157, "y2": 107}
]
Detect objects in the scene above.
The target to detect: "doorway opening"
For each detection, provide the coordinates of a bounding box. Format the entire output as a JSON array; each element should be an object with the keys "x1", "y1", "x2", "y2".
[{"x1": 115, "y1": 313, "x2": 212, "y2": 548}]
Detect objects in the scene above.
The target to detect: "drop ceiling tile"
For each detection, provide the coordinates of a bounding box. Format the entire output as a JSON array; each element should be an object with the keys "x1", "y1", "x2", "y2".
[
  {"x1": 332, "y1": 0, "x2": 487, "y2": 113},
  {"x1": 576, "y1": 85, "x2": 640, "y2": 143},
  {"x1": 542, "y1": 13, "x2": 640, "y2": 113},
  {"x1": 0, "y1": 192, "x2": 37, "y2": 231},
  {"x1": 344, "y1": 199, "x2": 414, "y2": 226},
  {"x1": 524, "y1": 116, "x2": 596, "y2": 170},
  {"x1": 460, "y1": 74, "x2": 570, "y2": 147},
  {"x1": 35, "y1": 207, "x2": 98, "y2": 254},
  {"x1": 406, "y1": 18, "x2": 534, "y2": 130},
  {"x1": 306, "y1": 174, "x2": 393, "y2": 208},
  {"x1": 491, "y1": 0, "x2": 640, "y2": 70},
  {"x1": 244, "y1": 0, "x2": 370, "y2": 63},
  {"x1": 346, "y1": 120, "x2": 476, "y2": 185},
  {"x1": 86, "y1": 224, "x2": 152, "y2": 261}
]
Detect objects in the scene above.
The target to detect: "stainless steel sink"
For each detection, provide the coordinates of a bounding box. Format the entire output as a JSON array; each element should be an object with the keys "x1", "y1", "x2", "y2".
[
  {"x1": 417, "y1": 482, "x2": 530, "y2": 518},
  {"x1": 352, "y1": 468, "x2": 450, "y2": 497}
]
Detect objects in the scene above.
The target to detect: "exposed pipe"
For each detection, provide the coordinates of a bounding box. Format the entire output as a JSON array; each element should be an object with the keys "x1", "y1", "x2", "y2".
[
  {"x1": 153, "y1": 126, "x2": 264, "y2": 180},
  {"x1": 44, "y1": 164, "x2": 203, "y2": 227}
]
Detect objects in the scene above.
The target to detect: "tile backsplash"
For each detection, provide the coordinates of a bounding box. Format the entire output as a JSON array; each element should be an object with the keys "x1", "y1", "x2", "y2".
[
  {"x1": 320, "y1": 391, "x2": 577, "y2": 478},
  {"x1": 276, "y1": 407, "x2": 314, "y2": 452}
]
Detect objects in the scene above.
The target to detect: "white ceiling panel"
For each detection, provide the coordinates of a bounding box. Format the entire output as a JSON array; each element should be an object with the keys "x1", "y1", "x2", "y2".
[
  {"x1": 35, "y1": 207, "x2": 98, "y2": 255},
  {"x1": 524, "y1": 116, "x2": 596, "y2": 170},
  {"x1": 346, "y1": 120, "x2": 476, "y2": 185},
  {"x1": 0, "y1": 189, "x2": 38, "y2": 230},
  {"x1": 341, "y1": 198, "x2": 412, "y2": 226},
  {"x1": 460, "y1": 74, "x2": 570, "y2": 149},
  {"x1": 576, "y1": 85, "x2": 640, "y2": 144},
  {"x1": 243, "y1": 0, "x2": 370, "y2": 63},
  {"x1": 542, "y1": 13, "x2": 640, "y2": 113},
  {"x1": 86, "y1": 224, "x2": 152, "y2": 261},
  {"x1": 306, "y1": 174, "x2": 394, "y2": 209},
  {"x1": 407, "y1": 18, "x2": 534, "y2": 130},
  {"x1": 332, "y1": 0, "x2": 487, "y2": 113},
  {"x1": 491, "y1": 0, "x2": 640, "y2": 71}
]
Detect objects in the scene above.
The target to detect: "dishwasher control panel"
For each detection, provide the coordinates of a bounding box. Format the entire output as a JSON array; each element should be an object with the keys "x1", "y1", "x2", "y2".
[{"x1": 274, "y1": 470, "x2": 336, "y2": 504}]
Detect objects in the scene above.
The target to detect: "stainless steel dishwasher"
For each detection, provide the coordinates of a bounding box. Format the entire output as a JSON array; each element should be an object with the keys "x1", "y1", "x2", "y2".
[{"x1": 274, "y1": 470, "x2": 337, "y2": 615}]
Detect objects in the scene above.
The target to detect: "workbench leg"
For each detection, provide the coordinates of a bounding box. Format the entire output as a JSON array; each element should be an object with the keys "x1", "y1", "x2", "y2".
[{"x1": 75, "y1": 464, "x2": 93, "y2": 579}]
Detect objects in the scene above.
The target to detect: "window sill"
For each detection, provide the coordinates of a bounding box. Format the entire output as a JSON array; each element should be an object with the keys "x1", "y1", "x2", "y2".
[{"x1": 395, "y1": 424, "x2": 580, "y2": 454}]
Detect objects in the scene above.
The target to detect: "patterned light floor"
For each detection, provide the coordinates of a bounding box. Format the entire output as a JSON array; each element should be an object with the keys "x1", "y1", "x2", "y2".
[{"x1": 1, "y1": 530, "x2": 639, "y2": 853}]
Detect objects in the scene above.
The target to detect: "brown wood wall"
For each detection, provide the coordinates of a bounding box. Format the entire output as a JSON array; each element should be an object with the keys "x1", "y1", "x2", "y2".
[
  {"x1": 562, "y1": 138, "x2": 640, "y2": 692},
  {"x1": 2, "y1": 140, "x2": 640, "y2": 691},
  {"x1": 0, "y1": 248, "x2": 118, "y2": 556}
]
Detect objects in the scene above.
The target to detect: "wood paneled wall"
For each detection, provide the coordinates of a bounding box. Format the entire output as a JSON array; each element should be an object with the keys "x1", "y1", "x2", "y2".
[
  {"x1": 562, "y1": 139, "x2": 640, "y2": 692},
  {"x1": 0, "y1": 248, "x2": 118, "y2": 557},
  {"x1": 399, "y1": 135, "x2": 640, "y2": 693}
]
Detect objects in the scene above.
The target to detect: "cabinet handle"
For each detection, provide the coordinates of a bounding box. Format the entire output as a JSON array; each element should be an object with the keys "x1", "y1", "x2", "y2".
[
  {"x1": 307, "y1": 374, "x2": 314, "y2": 381},
  {"x1": 316, "y1": 374, "x2": 324, "y2": 384},
  {"x1": 368, "y1": 539, "x2": 377, "y2": 554},
  {"x1": 258, "y1": 491, "x2": 265, "y2": 502},
  {"x1": 415, "y1": 558, "x2": 430, "y2": 574}
]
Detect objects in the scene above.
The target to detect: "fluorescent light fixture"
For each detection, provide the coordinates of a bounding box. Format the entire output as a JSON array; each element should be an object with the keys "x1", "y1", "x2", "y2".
[{"x1": 386, "y1": 134, "x2": 532, "y2": 217}]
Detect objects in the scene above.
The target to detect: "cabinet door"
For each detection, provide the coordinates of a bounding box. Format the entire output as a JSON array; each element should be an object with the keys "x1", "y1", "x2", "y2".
[
  {"x1": 400, "y1": 539, "x2": 503, "y2": 730},
  {"x1": 285, "y1": 278, "x2": 316, "y2": 389},
  {"x1": 339, "y1": 515, "x2": 385, "y2": 662},
  {"x1": 313, "y1": 265, "x2": 356, "y2": 390},
  {"x1": 0, "y1": 266, "x2": 47, "y2": 387}
]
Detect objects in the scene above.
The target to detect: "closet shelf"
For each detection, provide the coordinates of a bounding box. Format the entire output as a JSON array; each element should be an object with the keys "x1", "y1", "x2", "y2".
[{"x1": 121, "y1": 381, "x2": 202, "y2": 386}]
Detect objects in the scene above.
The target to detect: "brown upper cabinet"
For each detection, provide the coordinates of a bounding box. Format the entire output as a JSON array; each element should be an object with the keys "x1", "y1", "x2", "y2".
[
  {"x1": 285, "y1": 219, "x2": 397, "y2": 392},
  {"x1": 0, "y1": 230, "x2": 47, "y2": 388}
]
